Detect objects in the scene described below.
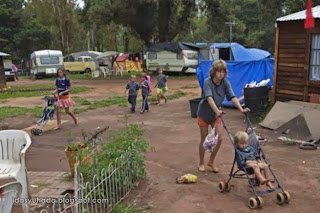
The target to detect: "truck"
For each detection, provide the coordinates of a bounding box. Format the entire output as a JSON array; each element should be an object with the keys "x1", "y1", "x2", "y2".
[
  {"x1": 63, "y1": 56, "x2": 96, "y2": 74},
  {"x1": 146, "y1": 42, "x2": 200, "y2": 74},
  {"x1": 30, "y1": 50, "x2": 64, "y2": 78}
]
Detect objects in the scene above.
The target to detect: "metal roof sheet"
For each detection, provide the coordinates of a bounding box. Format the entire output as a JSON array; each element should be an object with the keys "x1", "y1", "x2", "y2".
[{"x1": 277, "y1": 5, "x2": 320, "y2": 22}]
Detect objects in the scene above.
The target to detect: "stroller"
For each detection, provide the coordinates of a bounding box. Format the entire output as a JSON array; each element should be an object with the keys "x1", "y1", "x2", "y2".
[
  {"x1": 218, "y1": 113, "x2": 290, "y2": 209},
  {"x1": 31, "y1": 95, "x2": 57, "y2": 136}
]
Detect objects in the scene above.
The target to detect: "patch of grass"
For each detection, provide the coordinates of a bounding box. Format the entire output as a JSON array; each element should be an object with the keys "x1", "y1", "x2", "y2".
[
  {"x1": 181, "y1": 84, "x2": 199, "y2": 89},
  {"x1": 73, "y1": 107, "x2": 89, "y2": 114},
  {"x1": 8, "y1": 85, "x2": 55, "y2": 91},
  {"x1": 0, "y1": 86, "x2": 90, "y2": 99},
  {"x1": 113, "y1": 203, "x2": 153, "y2": 213},
  {"x1": 148, "y1": 90, "x2": 187, "y2": 102},
  {"x1": 168, "y1": 90, "x2": 187, "y2": 100},
  {"x1": 0, "y1": 106, "x2": 42, "y2": 121},
  {"x1": 89, "y1": 96, "x2": 128, "y2": 109},
  {"x1": 73, "y1": 97, "x2": 91, "y2": 105}
]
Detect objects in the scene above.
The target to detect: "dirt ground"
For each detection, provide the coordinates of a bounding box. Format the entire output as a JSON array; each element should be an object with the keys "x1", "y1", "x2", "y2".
[{"x1": 3, "y1": 77, "x2": 320, "y2": 213}]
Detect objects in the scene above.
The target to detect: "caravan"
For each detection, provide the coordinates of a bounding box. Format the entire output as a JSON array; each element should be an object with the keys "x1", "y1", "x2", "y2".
[
  {"x1": 146, "y1": 42, "x2": 199, "y2": 74},
  {"x1": 30, "y1": 50, "x2": 63, "y2": 78}
]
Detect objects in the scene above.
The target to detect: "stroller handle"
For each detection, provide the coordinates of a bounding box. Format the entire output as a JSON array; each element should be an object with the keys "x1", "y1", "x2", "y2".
[{"x1": 220, "y1": 108, "x2": 253, "y2": 135}]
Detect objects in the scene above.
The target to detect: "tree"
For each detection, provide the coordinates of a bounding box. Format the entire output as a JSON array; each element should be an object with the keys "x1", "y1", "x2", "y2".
[{"x1": 0, "y1": 0, "x2": 24, "y2": 59}]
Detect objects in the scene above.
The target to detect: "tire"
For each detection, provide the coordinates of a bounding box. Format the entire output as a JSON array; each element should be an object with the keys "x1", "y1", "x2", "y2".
[
  {"x1": 283, "y1": 191, "x2": 290, "y2": 203},
  {"x1": 248, "y1": 197, "x2": 258, "y2": 209},
  {"x1": 218, "y1": 181, "x2": 226, "y2": 192},
  {"x1": 225, "y1": 182, "x2": 231, "y2": 192},
  {"x1": 85, "y1": 68, "x2": 91, "y2": 74},
  {"x1": 276, "y1": 192, "x2": 285, "y2": 205},
  {"x1": 256, "y1": 196, "x2": 264, "y2": 208}
]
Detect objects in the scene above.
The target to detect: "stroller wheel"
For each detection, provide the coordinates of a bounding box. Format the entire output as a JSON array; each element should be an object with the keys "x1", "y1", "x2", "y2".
[
  {"x1": 37, "y1": 129, "x2": 43, "y2": 136},
  {"x1": 276, "y1": 192, "x2": 285, "y2": 205},
  {"x1": 218, "y1": 181, "x2": 226, "y2": 192},
  {"x1": 248, "y1": 197, "x2": 258, "y2": 209},
  {"x1": 283, "y1": 191, "x2": 290, "y2": 203},
  {"x1": 256, "y1": 196, "x2": 264, "y2": 208},
  {"x1": 225, "y1": 182, "x2": 231, "y2": 192}
]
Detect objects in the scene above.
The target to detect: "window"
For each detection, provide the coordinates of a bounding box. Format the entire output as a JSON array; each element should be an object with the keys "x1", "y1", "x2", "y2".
[
  {"x1": 186, "y1": 53, "x2": 198, "y2": 60},
  {"x1": 76, "y1": 58, "x2": 83, "y2": 62},
  {"x1": 40, "y1": 57, "x2": 59, "y2": 64},
  {"x1": 176, "y1": 53, "x2": 183, "y2": 60},
  {"x1": 310, "y1": 34, "x2": 320, "y2": 81},
  {"x1": 84, "y1": 58, "x2": 93, "y2": 62},
  {"x1": 219, "y1": 48, "x2": 232, "y2": 61},
  {"x1": 148, "y1": 52, "x2": 157, "y2": 60}
]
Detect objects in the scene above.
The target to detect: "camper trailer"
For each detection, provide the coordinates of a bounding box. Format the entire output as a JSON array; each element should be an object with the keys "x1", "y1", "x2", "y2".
[
  {"x1": 30, "y1": 50, "x2": 63, "y2": 78},
  {"x1": 146, "y1": 42, "x2": 199, "y2": 74}
]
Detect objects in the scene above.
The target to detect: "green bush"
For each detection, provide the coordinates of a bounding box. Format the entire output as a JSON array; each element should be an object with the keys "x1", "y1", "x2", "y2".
[{"x1": 77, "y1": 116, "x2": 152, "y2": 203}]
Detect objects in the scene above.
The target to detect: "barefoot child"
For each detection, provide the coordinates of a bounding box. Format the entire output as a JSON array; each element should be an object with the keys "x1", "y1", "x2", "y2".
[
  {"x1": 53, "y1": 68, "x2": 78, "y2": 129},
  {"x1": 125, "y1": 75, "x2": 140, "y2": 113},
  {"x1": 235, "y1": 131, "x2": 274, "y2": 188},
  {"x1": 140, "y1": 73, "x2": 150, "y2": 113},
  {"x1": 154, "y1": 68, "x2": 168, "y2": 105}
]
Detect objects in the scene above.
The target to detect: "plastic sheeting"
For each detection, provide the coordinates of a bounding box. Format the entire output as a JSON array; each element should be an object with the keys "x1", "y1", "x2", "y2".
[
  {"x1": 210, "y1": 43, "x2": 271, "y2": 61},
  {"x1": 196, "y1": 59, "x2": 274, "y2": 107}
]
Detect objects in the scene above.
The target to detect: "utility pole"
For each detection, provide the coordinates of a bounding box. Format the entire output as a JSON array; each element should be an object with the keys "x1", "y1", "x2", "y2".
[{"x1": 225, "y1": 21, "x2": 236, "y2": 60}]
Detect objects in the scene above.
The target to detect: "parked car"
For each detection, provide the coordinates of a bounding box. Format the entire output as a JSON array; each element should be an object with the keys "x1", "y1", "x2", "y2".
[
  {"x1": 64, "y1": 56, "x2": 96, "y2": 73},
  {"x1": 3, "y1": 59, "x2": 15, "y2": 81}
]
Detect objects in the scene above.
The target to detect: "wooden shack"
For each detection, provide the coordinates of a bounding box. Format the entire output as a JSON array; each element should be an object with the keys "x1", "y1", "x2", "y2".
[{"x1": 274, "y1": 6, "x2": 320, "y2": 103}]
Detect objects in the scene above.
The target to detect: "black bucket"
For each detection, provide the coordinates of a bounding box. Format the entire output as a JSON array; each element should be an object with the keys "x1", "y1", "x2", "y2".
[
  {"x1": 244, "y1": 86, "x2": 269, "y2": 113},
  {"x1": 189, "y1": 98, "x2": 202, "y2": 118}
]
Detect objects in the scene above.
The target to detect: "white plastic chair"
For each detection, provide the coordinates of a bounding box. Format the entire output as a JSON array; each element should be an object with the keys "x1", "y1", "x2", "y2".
[
  {"x1": 91, "y1": 70, "x2": 101, "y2": 78},
  {"x1": 0, "y1": 130, "x2": 32, "y2": 213},
  {"x1": 100, "y1": 67, "x2": 113, "y2": 78},
  {"x1": 0, "y1": 182, "x2": 22, "y2": 213}
]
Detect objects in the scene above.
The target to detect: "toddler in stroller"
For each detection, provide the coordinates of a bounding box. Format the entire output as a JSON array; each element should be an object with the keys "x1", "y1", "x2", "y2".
[
  {"x1": 31, "y1": 95, "x2": 57, "y2": 136},
  {"x1": 218, "y1": 114, "x2": 290, "y2": 209}
]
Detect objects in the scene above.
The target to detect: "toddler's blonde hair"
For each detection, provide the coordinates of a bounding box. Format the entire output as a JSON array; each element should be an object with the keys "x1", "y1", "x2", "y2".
[{"x1": 234, "y1": 131, "x2": 249, "y2": 144}]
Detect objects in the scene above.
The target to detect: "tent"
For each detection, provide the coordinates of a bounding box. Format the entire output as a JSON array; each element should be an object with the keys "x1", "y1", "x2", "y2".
[
  {"x1": 113, "y1": 53, "x2": 142, "y2": 72},
  {"x1": 96, "y1": 51, "x2": 119, "y2": 67},
  {"x1": 196, "y1": 43, "x2": 274, "y2": 107},
  {"x1": 211, "y1": 43, "x2": 271, "y2": 61}
]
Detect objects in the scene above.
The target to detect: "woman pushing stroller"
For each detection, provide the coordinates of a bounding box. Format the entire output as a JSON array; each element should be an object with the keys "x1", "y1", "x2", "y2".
[{"x1": 197, "y1": 59, "x2": 249, "y2": 172}]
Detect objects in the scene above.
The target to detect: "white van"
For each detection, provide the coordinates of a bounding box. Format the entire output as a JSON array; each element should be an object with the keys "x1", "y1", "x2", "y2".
[
  {"x1": 146, "y1": 42, "x2": 199, "y2": 74},
  {"x1": 30, "y1": 50, "x2": 63, "y2": 78}
]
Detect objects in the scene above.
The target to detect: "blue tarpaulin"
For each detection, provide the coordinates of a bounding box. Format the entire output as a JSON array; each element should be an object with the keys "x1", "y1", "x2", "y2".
[
  {"x1": 196, "y1": 43, "x2": 274, "y2": 107},
  {"x1": 210, "y1": 43, "x2": 271, "y2": 61}
]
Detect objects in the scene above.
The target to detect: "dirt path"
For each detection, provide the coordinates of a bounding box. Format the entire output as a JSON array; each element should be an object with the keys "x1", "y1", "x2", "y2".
[{"x1": 2, "y1": 78, "x2": 320, "y2": 212}]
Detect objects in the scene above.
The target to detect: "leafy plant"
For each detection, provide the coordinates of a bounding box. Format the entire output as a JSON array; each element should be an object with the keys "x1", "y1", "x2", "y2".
[
  {"x1": 66, "y1": 126, "x2": 109, "y2": 152},
  {"x1": 77, "y1": 115, "x2": 152, "y2": 203}
]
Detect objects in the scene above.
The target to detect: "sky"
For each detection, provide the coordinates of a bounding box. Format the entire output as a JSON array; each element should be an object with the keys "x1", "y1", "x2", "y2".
[{"x1": 76, "y1": 0, "x2": 85, "y2": 8}]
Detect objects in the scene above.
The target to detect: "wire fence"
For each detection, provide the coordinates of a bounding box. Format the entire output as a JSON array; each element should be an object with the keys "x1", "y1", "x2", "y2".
[{"x1": 39, "y1": 153, "x2": 138, "y2": 213}]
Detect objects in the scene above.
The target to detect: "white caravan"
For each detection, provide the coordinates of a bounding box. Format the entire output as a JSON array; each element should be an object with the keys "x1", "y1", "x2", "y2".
[
  {"x1": 30, "y1": 50, "x2": 63, "y2": 78},
  {"x1": 146, "y1": 42, "x2": 199, "y2": 74}
]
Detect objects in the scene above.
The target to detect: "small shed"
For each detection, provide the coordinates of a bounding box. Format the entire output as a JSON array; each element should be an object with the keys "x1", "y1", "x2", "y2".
[{"x1": 274, "y1": 6, "x2": 320, "y2": 103}]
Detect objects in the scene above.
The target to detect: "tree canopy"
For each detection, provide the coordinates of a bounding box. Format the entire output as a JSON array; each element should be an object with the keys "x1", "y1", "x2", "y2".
[{"x1": 0, "y1": 0, "x2": 318, "y2": 61}]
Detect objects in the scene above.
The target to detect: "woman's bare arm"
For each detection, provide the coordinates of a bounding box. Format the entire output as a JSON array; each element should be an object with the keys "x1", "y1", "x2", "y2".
[{"x1": 207, "y1": 97, "x2": 222, "y2": 116}]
